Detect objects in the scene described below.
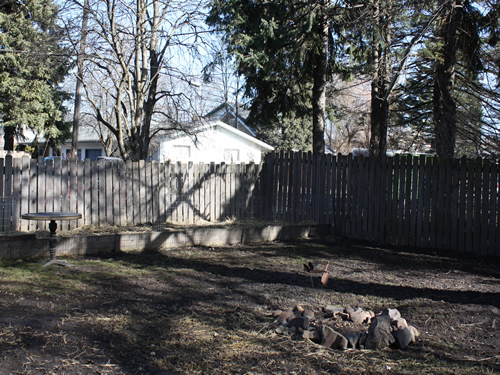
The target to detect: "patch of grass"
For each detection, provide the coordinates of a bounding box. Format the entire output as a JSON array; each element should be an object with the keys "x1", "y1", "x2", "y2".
[{"x1": 0, "y1": 240, "x2": 498, "y2": 374}]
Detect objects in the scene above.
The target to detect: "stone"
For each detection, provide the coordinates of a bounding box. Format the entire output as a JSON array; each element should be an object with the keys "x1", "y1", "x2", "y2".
[
  {"x1": 275, "y1": 325, "x2": 286, "y2": 334},
  {"x1": 272, "y1": 309, "x2": 283, "y2": 318},
  {"x1": 393, "y1": 318, "x2": 408, "y2": 330},
  {"x1": 349, "y1": 310, "x2": 371, "y2": 324},
  {"x1": 321, "y1": 326, "x2": 348, "y2": 350},
  {"x1": 345, "y1": 306, "x2": 355, "y2": 314},
  {"x1": 293, "y1": 305, "x2": 305, "y2": 314},
  {"x1": 358, "y1": 331, "x2": 368, "y2": 349},
  {"x1": 408, "y1": 325, "x2": 420, "y2": 342},
  {"x1": 392, "y1": 328, "x2": 413, "y2": 350},
  {"x1": 381, "y1": 308, "x2": 401, "y2": 321},
  {"x1": 288, "y1": 316, "x2": 310, "y2": 330},
  {"x1": 345, "y1": 331, "x2": 361, "y2": 348},
  {"x1": 276, "y1": 310, "x2": 294, "y2": 324},
  {"x1": 365, "y1": 315, "x2": 395, "y2": 350},
  {"x1": 303, "y1": 329, "x2": 321, "y2": 343},
  {"x1": 303, "y1": 309, "x2": 315, "y2": 320},
  {"x1": 324, "y1": 305, "x2": 344, "y2": 316}
]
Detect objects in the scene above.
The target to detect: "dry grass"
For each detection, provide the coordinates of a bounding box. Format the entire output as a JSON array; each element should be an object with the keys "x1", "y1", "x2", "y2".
[{"x1": 0, "y1": 238, "x2": 498, "y2": 374}]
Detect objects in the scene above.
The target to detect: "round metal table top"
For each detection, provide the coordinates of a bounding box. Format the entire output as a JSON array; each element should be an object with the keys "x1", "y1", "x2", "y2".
[{"x1": 22, "y1": 212, "x2": 82, "y2": 221}]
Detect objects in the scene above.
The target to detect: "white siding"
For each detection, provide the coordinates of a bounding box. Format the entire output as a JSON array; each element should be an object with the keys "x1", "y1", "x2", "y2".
[{"x1": 159, "y1": 124, "x2": 268, "y2": 164}]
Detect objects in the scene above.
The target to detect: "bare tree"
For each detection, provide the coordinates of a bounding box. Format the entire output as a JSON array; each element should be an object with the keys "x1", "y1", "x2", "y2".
[
  {"x1": 73, "y1": 0, "x2": 208, "y2": 160},
  {"x1": 70, "y1": 0, "x2": 90, "y2": 160},
  {"x1": 325, "y1": 77, "x2": 371, "y2": 154}
]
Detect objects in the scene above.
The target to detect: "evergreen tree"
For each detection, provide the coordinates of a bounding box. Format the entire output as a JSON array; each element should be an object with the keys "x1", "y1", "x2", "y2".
[
  {"x1": 394, "y1": 0, "x2": 499, "y2": 157},
  {"x1": 207, "y1": 0, "x2": 350, "y2": 154},
  {"x1": 0, "y1": 0, "x2": 71, "y2": 151}
]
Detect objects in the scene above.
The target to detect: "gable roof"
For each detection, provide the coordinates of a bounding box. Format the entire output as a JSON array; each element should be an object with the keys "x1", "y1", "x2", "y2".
[
  {"x1": 160, "y1": 120, "x2": 273, "y2": 151},
  {"x1": 204, "y1": 102, "x2": 256, "y2": 137}
]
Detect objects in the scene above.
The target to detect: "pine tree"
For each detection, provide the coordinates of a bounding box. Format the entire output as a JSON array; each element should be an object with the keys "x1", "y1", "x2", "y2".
[
  {"x1": 0, "y1": 0, "x2": 71, "y2": 151},
  {"x1": 207, "y1": 0, "x2": 351, "y2": 154},
  {"x1": 394, "y1": 0, "x2": 499, "y2": 157}
]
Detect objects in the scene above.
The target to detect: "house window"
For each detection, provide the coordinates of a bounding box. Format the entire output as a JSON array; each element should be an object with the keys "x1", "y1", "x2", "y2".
[
  {"x1": 224, "y1": 149, "x2": 240, "y2": 163},
  {"x1": 174, "y1": 145, "x2": 191, "y2": 160},
  {"x1": 85, "y1": 149, "x2": 102, "y2": 161}
]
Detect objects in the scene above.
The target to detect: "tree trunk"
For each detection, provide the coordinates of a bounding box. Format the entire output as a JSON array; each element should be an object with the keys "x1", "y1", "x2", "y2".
[
  {"x1": 312, "y1": 5, "x2": 328, "y2": 155},
  {"x1": 71, "y1": 0, "x2": 90, "y2": 160},
  {"x1": 369, "y1": 0, "x2": 391, "y2": 157},
  {"x1": 3, "y1": 126, "x2": 15, "y2": 151},
  {"x1": 433, "y1": 0, "x2": 462, "y2": 158}
]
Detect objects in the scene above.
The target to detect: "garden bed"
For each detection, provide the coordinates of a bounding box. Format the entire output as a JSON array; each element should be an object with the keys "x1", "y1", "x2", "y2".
[{"x1": 0, "y1": 237, "x2": 498, "y2": 374}]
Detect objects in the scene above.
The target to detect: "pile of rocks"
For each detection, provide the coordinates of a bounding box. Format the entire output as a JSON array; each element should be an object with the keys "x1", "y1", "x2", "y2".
[{"x1": 269, "y1": 305, "x2": 420, "y2": 350}]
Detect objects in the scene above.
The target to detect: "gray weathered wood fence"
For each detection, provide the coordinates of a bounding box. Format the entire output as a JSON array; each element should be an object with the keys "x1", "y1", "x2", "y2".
[
  {"x1": 1, "y1": 152, "x2": 499, "y2": 256},
  {"x1": 0, "y1": 156, "x2": 261, "y2": 232},
  {"x1": 261, "y1": 151, "x2": 499, "y2": 257}
]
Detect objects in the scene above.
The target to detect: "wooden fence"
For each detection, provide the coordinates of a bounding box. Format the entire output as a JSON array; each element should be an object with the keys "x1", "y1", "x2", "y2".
[
  {"x1": 0, "y1": 156, "x2": 261, "y2": 232},
  {"x1": 1, "y1": 152, "x2": 499, "y2": 256},
  {"x1": 261, "y1": 151, "x2": 499, "y2": 257}
]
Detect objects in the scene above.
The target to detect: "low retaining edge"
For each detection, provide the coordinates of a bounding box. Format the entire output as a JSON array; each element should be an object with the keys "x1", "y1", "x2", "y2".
[{"x1": 0, "y1": 224, "x2": 330, "y2": 260}]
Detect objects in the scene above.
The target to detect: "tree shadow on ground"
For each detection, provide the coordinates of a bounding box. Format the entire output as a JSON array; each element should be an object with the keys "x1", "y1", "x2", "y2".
[{"x1": 96, "y1": 245, "x2": 500, "y2": 308}]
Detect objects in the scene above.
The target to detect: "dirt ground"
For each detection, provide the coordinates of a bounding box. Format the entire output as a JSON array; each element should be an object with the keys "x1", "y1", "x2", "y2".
[{"x1": 0, "y1": 236, "x2": 498, "y2": 374}]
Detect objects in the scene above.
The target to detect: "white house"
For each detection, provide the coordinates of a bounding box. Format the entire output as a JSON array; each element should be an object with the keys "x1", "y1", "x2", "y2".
[
  {"x1": 10, "y1": 102, "x2": 273, "y2": 163},
  {"x1": 58, "y1": 126, "x2": 107, "y2": 161},
  {"x1": 154, "y1": 120, "x2": 273, "y2": 164}
]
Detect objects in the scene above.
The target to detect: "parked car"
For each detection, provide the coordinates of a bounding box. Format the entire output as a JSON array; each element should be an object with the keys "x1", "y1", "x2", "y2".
[{"x1": 44, "y1": 156, "x2": 64, "y2": 163}]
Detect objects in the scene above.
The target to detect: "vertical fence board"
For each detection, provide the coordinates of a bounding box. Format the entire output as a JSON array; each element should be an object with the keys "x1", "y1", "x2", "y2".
[
  {"x1": 20, "y1": 157, "x2": 30, "y2": 231},
  {"x1": 110, "y1": 163, "x2": 118, "y2": 225},
  {"x1": 222, "y1": 163, "x2": 230, "y2": 219},
  {"x1": 488, "y1": 162, "x2": 498, "y2": 255},
  {"x1": 37, "y1": 158, "x2": 46, "y2": 229},
  {"x1": 473, "y1": 158, "x2": 483, "y2": 254},
  {"x1": 465, "y1": 159, "x2": 475, "y2": 253},
  {"x1": 495, "y1": 162, "x2": 500, "y2": 257},
  {"x1": 192, "y1": 162, "x2": 199, "y2": 222},
  {"x1": 287, "y1": 153, "x2": 295, "y2": 223},
  {"x1": 409, "y1": 156, "x2": 419, "y2": 247},
  {"x1": 325, "y1": 155, "x2": 333, "y2": 226},
  {"x1": 0, "y1": 158, "x2": 5, "y2": 232},
  {"x1": 436, "y1": 159, "x2": 447, "y2": 249},
  {"x1": 421, "y1": 157, "x2": 432, "y2": 248},
  {"x1": 0, "y1": 158, "x2": 4, "y2": 198},
  {"x1": 61, "y1": 160, "x2": 69, "y2": 220},
  {"x1": 457, "y1": 157, "x2": 467, "y2": 253},
  {"x1": 415, "y1": 156, "x2": 426, "y2": 247},
  {"x1": 403, "y1": 156, "x2": 413, "y2": 246},
  {"x1": 124, "y1": 161, "x2": 132, "y2": 225},
  {"x1": 45, "y1": 160, "x2": 55, "y2": 215},
  {"x1": 164, "y1": 162, "x2": 173, "y2": 223},
  {"x1": 444, "y1": 159, "x2": 454, "y2": 250},
  {"x1": 118, "y1": 161, "x2": 127, "y2": 226},
  {"x1": 450, "y1": 159, "x2": 459, "y2": 251},
  {"x1": 397, "y1": 156, "x2": 406, "y2": 245},
  {"x1": 98, "y1": 160, "x2": 106, "y2": 224},
  {"x1": 355, "y1": 157, "x2": 364, "y2": 239},
  {"x1": 293, "y1": 153, "x2": 302, "y2": 223},
  {"x1": 73, "y1": 160, "x2": 82, "y2": 229},
  {"x1": 11, "y1": 158, "x2": 20, "y2": 231},
  {"x1": 28, "y1": 159, "x2": 37, "y2": 231},
  {"x1": 429, "y1": 157, "x2": 439, "y2": 248},
  {"x1": 90, "y1": 161, "x2": 98, "y2": 225},
  {"x1": 83, "y1": 159, "x2": 90, "y2": 226},
  {"x1": 480, "y1": 159, "x2": 490, "y2": 256}
]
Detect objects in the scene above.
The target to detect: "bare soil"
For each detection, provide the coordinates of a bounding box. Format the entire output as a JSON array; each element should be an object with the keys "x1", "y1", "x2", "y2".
[{"x1": 0, "y1": 236, "x2": 498, "y2": 374}]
